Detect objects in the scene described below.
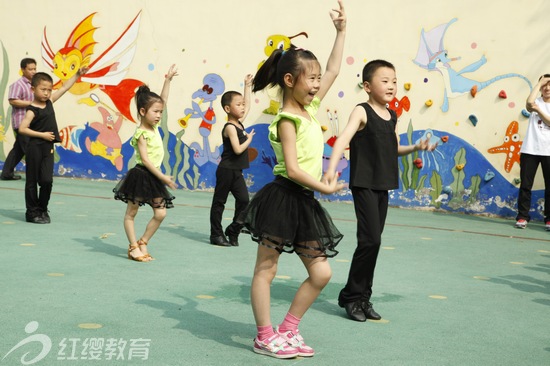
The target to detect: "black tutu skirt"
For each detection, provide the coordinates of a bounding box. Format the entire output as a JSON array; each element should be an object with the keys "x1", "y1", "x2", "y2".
[
  {"x1": 239, "y1": 176, "x2": 342, "y2": 258},
  {"x1": 113, "y1": 164, "x2": 175, "y2": 209}
]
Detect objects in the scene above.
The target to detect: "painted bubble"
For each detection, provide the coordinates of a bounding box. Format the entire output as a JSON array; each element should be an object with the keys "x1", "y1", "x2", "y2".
[
  {"x1": 508, "y1": 102, "x2": 515, "y2": 108},
  {"x1": 346, "y1": 56, "x2": 354, "y2": 65},
  {"x1": 471, "y1": 42, "x2": 477, "y2": 49},
  {"x1": 338, "y1": 91, "x2": 344, "y2": 98},
  {"x1": 424, "y1": 78, "x2": 428, "y2": 83},
  {"x1": 148, "y1": 63, "x2": 155, "y2": 71}
]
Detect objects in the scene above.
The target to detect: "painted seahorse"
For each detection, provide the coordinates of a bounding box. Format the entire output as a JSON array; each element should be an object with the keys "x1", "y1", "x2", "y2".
[{"x1": 413, "y1": 18, "x2": 532, "y2": 113}]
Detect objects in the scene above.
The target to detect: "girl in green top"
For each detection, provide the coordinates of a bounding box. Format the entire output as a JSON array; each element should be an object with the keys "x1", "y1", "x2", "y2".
[
  {"x1": 113, "y1": 65, "x2": 178, "y2": 262},
  {"x1": 240, "y1": 0, "x2": 346, "y2": 359}
]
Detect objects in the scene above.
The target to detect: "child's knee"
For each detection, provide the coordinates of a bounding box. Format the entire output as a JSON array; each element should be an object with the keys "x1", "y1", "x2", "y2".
[
  {"x1": 309, "y1": 263, "x2": 332, "y2": 288},
  {"x1": 315, "y1": 268, "x2": 332, "y2": 288},
  {"x1": 154, "y1": 208, "x2": 167, "y2": 221},
  {"x1": 125, "y1": 204, "x2": 139, "y2": 219},
  {"x1": 253, "y1": 261, "x2": 278, "y2": 282}
]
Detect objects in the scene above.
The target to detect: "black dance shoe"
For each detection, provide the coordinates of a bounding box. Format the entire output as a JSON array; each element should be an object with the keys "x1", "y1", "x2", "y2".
[
  {"x1": 41, "y1": 211, "x2": 51, "y2": 224},
  {"x1": 227, "y1": 235, "x2": 239, "y2": 246},
  {"x1": 210, "y1": 235, "x2": 231, "y2": 247},
  {"x1": 361, "y1": 300, "x2": 381, "y2": 320},
  {"x1": 340, "y1": 301, "x2": 366, "y2": 322},
  {"x1": 26, "y1": 214, "x2": 47, "y2": 224},
  {"x1": 1, "y1": 174, "x2": 21, "y2": 180}
]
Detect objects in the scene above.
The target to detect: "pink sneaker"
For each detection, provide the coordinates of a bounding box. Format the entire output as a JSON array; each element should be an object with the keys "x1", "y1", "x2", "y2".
[
  {"x1": 253, "y1": 334, "x2": 298, "y2": 359},
  {"x1": 276, "y1": 328, "x2": 315, "y2": 357},
  {"x1": 515, "y1": 219, "x2": 527, "y2": 229}
]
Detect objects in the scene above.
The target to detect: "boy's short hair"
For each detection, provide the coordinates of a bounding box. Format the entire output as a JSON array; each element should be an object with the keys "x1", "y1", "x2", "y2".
[
  {"x1": 539, "y1": 74, "x2": 550, "y2": 80},
  {"x1": 31, "y1": 72, "x2": 53, "y2": 87},
  {"x1": 221, "y1": 91, "x2": 242, "y2": 109},
  {"x1": 362, "y1": 59, "x2": 395, "y2": 83},
  {"x1": 20, "y1": 58, "x2": 36, "y2": 69}
]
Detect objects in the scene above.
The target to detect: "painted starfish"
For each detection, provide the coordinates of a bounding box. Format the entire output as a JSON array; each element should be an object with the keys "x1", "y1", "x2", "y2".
[{"x1": 487, "y1": 120, "x2": 522, "y2": 173}]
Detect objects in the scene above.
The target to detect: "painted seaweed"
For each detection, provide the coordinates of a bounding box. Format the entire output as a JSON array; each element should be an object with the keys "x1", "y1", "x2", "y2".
[{"x1": 429, "y1": 170, "x2": 443, "y2": 208}]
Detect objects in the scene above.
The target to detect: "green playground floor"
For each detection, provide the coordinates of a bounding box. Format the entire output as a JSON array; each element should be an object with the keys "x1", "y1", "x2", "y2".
[{"x1": 1, "y1": 176, "x2": 549, "y2": 365}]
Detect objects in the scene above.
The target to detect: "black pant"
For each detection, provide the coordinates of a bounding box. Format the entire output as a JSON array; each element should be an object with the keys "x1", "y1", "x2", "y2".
[
  {"x1": 1, "y1": 129, "x2": 28, "y2": 177},
  {"x1": 25, "y1": 142, "x2": 54, "y2": 215},
  {"x1": 209, "y1": 166, "x2": 249, "y2": 237},
  {"x1": 516, "y1": 153, "x2": 550, "y2": 222},
  {"x1": 339, "y1": 187, "x2": 388, "y2": 305}
]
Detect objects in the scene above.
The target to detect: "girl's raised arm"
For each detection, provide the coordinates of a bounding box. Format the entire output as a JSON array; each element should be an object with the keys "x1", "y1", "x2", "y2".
[
  {"x1": 317, "y1": 0, "x2": 346, "y2": 101},
  {"x1": 160, "y1": 64, "x2": 178, "y2": 104}
]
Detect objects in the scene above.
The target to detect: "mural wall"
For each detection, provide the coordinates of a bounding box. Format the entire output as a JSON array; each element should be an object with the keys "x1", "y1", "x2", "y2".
[{"x1": 1, "y1": 0, "x2": 549, "y2": 220}]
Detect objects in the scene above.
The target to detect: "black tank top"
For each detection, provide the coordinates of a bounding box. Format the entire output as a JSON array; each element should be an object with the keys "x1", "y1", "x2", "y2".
[
  {"x1": 349, "y1": 103, "x2": 398, "y2": 190},
  {"x1": 219, "y1": 122, "x2": 249, "y2": 170},
  {"x1": 26, "y1": 100, "x2": 61, "y2": 145}
]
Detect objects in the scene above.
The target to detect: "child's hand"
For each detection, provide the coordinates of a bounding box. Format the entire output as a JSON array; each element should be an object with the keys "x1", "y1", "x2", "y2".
[
  {"x1": 244, "y1": 74, "x2": 253, "y2": 87},
  {"x1": 321, "y1": 171, "x2": 345, "y2": 194},
  {"x1": 529, "y1": 102, "x2": 541, "y2": 114},
  {"x1": 165, "y1": 175, "x2": 177, "y2": 190},
  {"x1": 539, "y1": 76, "x2": 550, "y2": 86},
  {"x1": 77, "y1": 67, "x2": 89, "y2": 76},
  {"x1": 322, "y1": 170, "x2": 335, "y2": 185},
  {"x1": 42, "y1": 131, "x2": 55, "y2": 141},
  {"x1": 415, "y1": 138, "x2": 437, "y2": 152},
  {"x1": 330, "y1": 0, "x2": 346, "y2": 32},
  {"x1": 166, "y1": 64, "x2": 179, "y2": 81},
  {"x1": 247, "y1": 129, "x2": 256, "y2": 140}
]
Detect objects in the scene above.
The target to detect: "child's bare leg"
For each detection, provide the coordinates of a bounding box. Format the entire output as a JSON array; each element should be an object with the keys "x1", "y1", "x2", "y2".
[
  {"x1": 288, "y1": 246, "x2": 332, "y2": 318},
  {"x1": 138, "y1": 200, "x2": 167, "y2": 256},
  {"x1": 251, "y1": 243, "x2": 281, "y2": 327},
  {"x1": 124, "y1": 202, "x2": 148, "y2": 260}
]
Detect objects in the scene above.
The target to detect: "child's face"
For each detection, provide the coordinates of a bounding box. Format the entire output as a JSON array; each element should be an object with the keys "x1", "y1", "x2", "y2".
[
  {"x1": 32, "y1": 80, "x2": 53, "y2": 102},
  {"x1": 540, "y1": 80, "x2": 550, "y2": 101},
  {"x1": 289, "y1": 60, "x2": 321, "y2": 106},
  {"x1": 364, "y1": 67, "x2": 397, "y2": 105},
  {"x1": 140, "y1": 101, "x2": 164, "y2": 126},
  {"x1": 226, "y1": 95, "x2": 245, "y2": 120},
  {"x1": 22, "y1": 63, "x2": 37, "y2": 81}
]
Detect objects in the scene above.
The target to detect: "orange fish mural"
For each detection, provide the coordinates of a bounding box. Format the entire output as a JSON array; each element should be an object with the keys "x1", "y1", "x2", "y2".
[
  {"x1": 59, "y1": 125, "x2": 83, "y2": 152},
  {"x1": 41, "y1": 12, "x2": 143, "y2": 122},
  {"x1": 388, "y1": 96, "x2": 410, "y2": 117},
  {"x1": 487, "y1": 120, "x2": 522, "y2": 173}
]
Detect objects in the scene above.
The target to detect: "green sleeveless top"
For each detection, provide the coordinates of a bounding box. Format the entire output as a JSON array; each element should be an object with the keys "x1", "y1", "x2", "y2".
[
  {"x1": 130, "y1": 125, "x2": 164, "y2": 168},
  {"x1": 268, "y1": 97, "x2": 323, "y2": 188}
]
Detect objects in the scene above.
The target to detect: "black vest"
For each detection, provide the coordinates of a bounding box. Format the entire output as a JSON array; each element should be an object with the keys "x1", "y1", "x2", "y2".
[
  {"x1": 27, "y1": 100, "x2": 61, "y2": 145},
  {"x1": 349, "y1": 103, "x2": 398, "y2": 190},
  {"x1": 219, "y1": 122, "x2": 249, "y2": 170}
]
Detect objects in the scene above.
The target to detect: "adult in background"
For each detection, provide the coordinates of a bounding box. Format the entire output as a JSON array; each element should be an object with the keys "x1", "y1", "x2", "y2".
[{"x1": 1, "y1": 58, "x2": 37, "y2": 180}]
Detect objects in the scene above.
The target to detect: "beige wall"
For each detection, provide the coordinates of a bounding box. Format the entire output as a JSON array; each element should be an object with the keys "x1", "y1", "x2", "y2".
[{"x1": 1, "y1": 0, "x2": 549, "y2": 217}]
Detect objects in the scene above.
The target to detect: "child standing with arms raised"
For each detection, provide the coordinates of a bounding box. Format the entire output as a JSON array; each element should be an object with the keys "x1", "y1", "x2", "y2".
[
  {"x1": 515, "y1": 74, "x2": 550, "y2": 229},
  {"x1": 209, "y1": 74, "x2": 255, "y2": 247},
  {"x1": 325, "y1": 60, "x2": 435, "y2": 322},
  {"x1": 113, "y1": 65, "x2": 178, "y2": 262},
  {"x1": 19, "y1": 68, "x2": 87, "y2": 223},
  {"x1": 241, "y1": 0, "x2": 346, "y2": 359}
]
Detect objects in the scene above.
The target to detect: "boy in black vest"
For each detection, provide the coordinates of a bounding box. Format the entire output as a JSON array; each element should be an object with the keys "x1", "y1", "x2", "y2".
[
  {"x1": 325, "y1": 60, "x2": 436, "y2": 321},
  {"x1": 209, "y1": 74, "x2": 255, "y2": 246},
  {"x1": 19, "y1": 69, "x2": 87, "y2": 223}
]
